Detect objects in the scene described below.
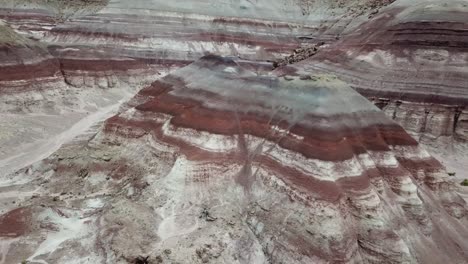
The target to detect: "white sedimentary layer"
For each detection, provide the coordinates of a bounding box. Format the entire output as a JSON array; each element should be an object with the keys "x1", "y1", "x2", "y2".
[
  {"x1": 27, "y1": 209, "x2": 93, "y2": 263},
  {"x1": 161, "y1": 118, "x2": 417, "y2": 182}
]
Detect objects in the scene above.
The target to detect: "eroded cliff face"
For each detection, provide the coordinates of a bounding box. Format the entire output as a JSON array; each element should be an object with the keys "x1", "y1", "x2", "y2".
[
  {"x1": 1, "y1": 56, "x2": 467, "y2": 264},
  {"x1": 0, "y1": 22, "x2": 63, "y2": 108},
  {"x1": 376, "y1": 100, "x2": 468, "y2": 184}
]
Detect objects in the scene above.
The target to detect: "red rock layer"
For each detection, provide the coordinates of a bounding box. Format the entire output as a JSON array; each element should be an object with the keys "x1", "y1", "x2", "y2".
[
  {"x1": 131, "y1": 82, "x2": 415, "y2": 161},
  {"x1": 103, "y1": 55, "x2": 448, "y2": 199},
  {"x1": 0, "y1": 49, "x2": 60, "y2": 83},
  {"x1": 0, "y1": 41, "x2": 64, "y2": 94},
  {"x1": 0, "y1": 207, "x2": 31, "y2": 238},
  {"x1": 289, "y1": 13, "x2": 468, "y2": 104}
]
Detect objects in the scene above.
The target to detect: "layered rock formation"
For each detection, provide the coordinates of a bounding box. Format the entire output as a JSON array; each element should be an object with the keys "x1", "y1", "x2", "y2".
[
  {"x1": 0, "y1": 0, "x2": 400, "y2": 176},
  {"x1": 0, "y1": 21, "x2": 64, "y2": 109},
  {"x1": 1, "y1": 0, "x2": 467, "y2": 263},
  {"x1": 1, "y1": 56, "x2": 466, "y2": 264},
  {"x1": 0, "y1": 0, "x2": 397, "y2": 91},
  {"x1": 288, "y1": 0, "x2": 468, "y2": 102},
  {"x1": 0, "y1": 20, "x2": 160, "y2": 177},
  {"x1": 280, "y1": 0, "x2": 468, "y2": 179}
]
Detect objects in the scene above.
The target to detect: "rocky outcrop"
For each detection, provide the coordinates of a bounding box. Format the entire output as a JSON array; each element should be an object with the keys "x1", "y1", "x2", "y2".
[
  {"x1": 273, "y1": 43, "x2": 324, "y2": 67},
  {"x1": 1, "y1": 56, "x2": 466, "y2": 263}
]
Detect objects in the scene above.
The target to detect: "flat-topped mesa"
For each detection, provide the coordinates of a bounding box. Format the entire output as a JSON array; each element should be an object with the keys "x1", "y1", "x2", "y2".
[
  {"x1": 121, "y1": 55, "x2": 418, "y2": 162},
  {"x1": 282, "y1": 0, "x2": 468, "y2": 143},
  {"x1": 93, "y1": 55, "x2": 467, "y2": 262}
]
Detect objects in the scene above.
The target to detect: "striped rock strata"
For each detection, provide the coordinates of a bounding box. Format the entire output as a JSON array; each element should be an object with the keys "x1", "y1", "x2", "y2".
[
  {"x1": 0, "y1": 0, "x2": 399, "y2": 174},
  {"x1": 279, "y1": 0, "x2": 468, "y2": 179},
  {"x1": 0, "y1": 21, "x2": 65, "y2": 110},
  {"x1": 0, "y1": 0, "x2": 397, "y2": 92},
  {"x1": 1, "y1": 56, "x2": 466, "y2": 263},
  {"x1": 0, "y1": 20, "x2": 157, "y2": 173}
]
